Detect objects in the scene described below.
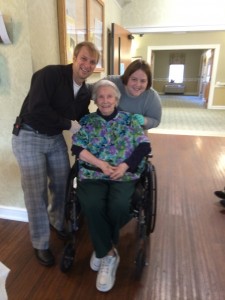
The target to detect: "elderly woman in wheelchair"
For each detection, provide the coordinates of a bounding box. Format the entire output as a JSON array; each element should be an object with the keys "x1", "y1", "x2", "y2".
[{"x1": 71, "y1": 79, "x2": 151, "y2": 292}]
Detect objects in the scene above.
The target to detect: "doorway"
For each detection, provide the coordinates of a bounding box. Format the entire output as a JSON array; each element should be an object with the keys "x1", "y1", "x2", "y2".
[{"x1": 148, "y1": 44, "x2": 220, "y2": 109}]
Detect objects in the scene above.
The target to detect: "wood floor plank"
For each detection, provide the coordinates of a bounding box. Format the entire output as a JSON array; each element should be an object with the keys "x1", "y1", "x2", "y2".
[{"x1": 1, "y1": 134, "x2": 225, "y2": 299}]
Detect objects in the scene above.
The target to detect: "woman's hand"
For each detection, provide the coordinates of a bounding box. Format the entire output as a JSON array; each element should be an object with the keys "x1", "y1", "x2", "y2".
[
  {"x1": 100, "y1": 161, "x2": 116, "y2": 176},
  {"x1": 79, "y1": 150, "x2": 116, "y2": 176},
  {"x1": 109, "y1": 163, "x2": 129, "y2": 180},
  {"x1": 79, "y1": 149, "x2": 128, "y2": 179}
]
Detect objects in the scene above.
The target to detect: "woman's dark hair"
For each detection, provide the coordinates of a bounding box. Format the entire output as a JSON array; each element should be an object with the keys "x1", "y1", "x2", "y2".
[{"x1": 121, "y1": 59, "x2": 152, "y2": 90}]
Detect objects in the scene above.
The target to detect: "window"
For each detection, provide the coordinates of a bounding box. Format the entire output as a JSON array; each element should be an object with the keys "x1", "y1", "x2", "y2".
[{"x1": 169, "y1": 64, "x2": 184, "y2": 83}]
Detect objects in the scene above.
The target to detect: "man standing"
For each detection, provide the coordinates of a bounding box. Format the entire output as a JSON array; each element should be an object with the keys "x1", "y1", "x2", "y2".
[{"x1": 12, "y1": 41, "x2": 100, "y2": 266}]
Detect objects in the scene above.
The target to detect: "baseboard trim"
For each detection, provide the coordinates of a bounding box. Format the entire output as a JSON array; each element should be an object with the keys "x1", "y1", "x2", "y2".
[
  {"x1": 150, "y1": 128, "x2": 225, "y2": 137},
  {"x1": 0, "y1": 205, "x2": 28, "y2": 222}
]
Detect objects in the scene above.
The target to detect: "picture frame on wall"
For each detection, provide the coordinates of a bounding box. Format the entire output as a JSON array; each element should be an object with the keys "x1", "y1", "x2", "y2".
[
  {"x1": 86, "y1": 0, "x2": 104, "y2": 71},
  {"x1": 57, "y1": 0, "x2": 104, "y2": 72},
  {"x1": 57, "y1": 0, "x2": 87, "y2": 64}
]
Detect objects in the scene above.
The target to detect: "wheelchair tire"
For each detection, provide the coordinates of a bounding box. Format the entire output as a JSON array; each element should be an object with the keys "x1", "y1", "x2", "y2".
[
  {"x1": 65, "y1": 166, "x2": 77, "y2": 222},
  {"x1": 64, "y1": 161, "x2": 82, "y2": 232},
  {"x1": 145, "y1": 163, "x2": 157, "y2": 236},
  {"x1": 134, "y1": 248, "x2": 146, "y2": 280},
  {"x1": 60, "y1": 242, "x2": 75, "y2": 273}
]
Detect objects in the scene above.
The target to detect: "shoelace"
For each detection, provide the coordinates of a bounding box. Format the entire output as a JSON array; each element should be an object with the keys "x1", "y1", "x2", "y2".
[{"x1": 100, "y1": 256, "x2": 114, "y2": 275}]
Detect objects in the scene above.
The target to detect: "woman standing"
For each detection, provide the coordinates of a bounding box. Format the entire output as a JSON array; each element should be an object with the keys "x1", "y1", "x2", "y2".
[{"x1": 106, "y1": 59, "x2": 162, "y2": 130}]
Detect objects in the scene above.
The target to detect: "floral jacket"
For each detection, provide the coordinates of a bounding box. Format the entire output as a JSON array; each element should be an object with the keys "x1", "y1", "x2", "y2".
[{"x1": 72, "y1": 110, "x2": 150, "y2": 181}]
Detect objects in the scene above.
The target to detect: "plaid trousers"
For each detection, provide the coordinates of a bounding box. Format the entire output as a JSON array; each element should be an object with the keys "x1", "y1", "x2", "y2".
[{"x1": 12, "y1": 129, "x2": 70, "y2": 249}]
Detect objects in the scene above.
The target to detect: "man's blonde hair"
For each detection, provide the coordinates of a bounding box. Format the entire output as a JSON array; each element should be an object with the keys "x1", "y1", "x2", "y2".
[{"x1": 73, "y1": 41, "x2": 100, "y2": 63}]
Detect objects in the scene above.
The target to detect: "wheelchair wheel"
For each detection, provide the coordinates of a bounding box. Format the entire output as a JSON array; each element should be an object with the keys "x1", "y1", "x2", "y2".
[
  {"x1": 134, "y1": 248, "x2": 146, "y2": 279},
  {"x1": 145, "y1": 163, "x2": 157, "y2": 236},
  {"x1": 65, "y1": 164, "x2": 77, "y2": 221},
  {"x1": 60, "y1": 242, "x2": 75, "y2": 273},
  {"x1": 65, "y1": 162, "x2": 81, "y2": 232}
]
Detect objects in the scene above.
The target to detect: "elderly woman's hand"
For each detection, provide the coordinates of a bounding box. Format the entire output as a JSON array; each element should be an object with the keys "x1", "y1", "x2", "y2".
[
  {"x1": 100, "y1": 161, "x2": 116, "y2": 176},
  {"x1": 110, "y1": 163, "x2": 129, "y2": 180}
]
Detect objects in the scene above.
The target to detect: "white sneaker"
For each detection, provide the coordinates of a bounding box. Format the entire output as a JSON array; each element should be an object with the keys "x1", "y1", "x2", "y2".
[
  {"x1": 90, "y1": 252, "x2": 101, "y2": 271},
  {"x1": 96, "y1": 249, "x2": 120, "y2": 292}
]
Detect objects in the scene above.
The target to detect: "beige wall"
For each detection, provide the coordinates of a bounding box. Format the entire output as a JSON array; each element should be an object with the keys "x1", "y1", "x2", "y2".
[{"x1": 0, "y1": 0, "x2": 34, "y2": 209}]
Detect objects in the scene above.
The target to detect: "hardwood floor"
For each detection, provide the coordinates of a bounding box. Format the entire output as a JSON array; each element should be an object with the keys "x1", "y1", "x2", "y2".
[{"x1": 1, "y1": 134, "x2": 225, "y2": 300}]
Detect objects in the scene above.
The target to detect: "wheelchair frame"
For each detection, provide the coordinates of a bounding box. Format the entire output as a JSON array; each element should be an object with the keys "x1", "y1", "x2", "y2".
[{"x1": 60, "y1": 155, "x2": 157, "y2": 279}]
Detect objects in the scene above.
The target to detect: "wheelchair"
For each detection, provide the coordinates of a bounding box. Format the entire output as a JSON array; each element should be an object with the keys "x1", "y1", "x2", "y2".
[{"x1": 60, "y1": 154, "x2": 157, "y2": 279}]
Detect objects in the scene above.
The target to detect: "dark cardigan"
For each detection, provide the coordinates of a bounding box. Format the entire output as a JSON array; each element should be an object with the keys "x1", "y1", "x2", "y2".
[{"x1": 19, "y1": 64, "x2": 91, "y2": 135}]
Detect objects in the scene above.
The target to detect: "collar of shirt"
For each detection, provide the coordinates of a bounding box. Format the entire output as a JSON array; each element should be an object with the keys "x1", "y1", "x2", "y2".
[{"x1": 96, "y1": 108, "x2": 118, "y2": 121}]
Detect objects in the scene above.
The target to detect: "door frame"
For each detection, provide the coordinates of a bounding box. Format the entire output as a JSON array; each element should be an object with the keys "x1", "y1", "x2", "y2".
[
  {"x1": 147, "y1": 44, "x2": 220, "y2": 109},
  {"x1": 109, "y1": 23, "x2": 132, "y2": 75}
]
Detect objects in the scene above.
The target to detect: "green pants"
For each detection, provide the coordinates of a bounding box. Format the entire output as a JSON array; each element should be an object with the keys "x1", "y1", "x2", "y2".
[{"x1": 77, "y1": 180, "x2": 136, "y2": 258}]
